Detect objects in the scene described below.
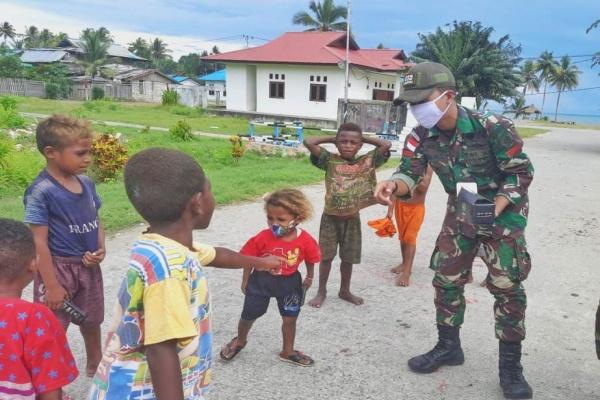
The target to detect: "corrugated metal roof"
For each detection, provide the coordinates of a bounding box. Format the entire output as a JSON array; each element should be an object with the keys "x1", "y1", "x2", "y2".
[
  {"x1": 198, "y1": 69, "x2": 226, "y2": 81},
  {"x1": 20, "y1": 50, "x2": 68, "y2": 63},
  {"x1": 60, "y1": 38, "x2": 146, "y2": 61},
  {"x1": 168, "y1": 75, "x2": 188, "y2": 83}
]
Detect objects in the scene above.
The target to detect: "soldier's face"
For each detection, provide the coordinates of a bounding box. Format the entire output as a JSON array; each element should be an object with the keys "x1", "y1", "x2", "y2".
[
  {"x1": 427, "y1": 89, "x2": 455, "y2": 112},
  {"x1": 335, "y1": 130, "x2": 363, "y2": 160}
]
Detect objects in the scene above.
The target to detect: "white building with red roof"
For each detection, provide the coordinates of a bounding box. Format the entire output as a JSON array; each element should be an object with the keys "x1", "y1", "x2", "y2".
[{"x1": 204, "y1": 31, "x2": 411, "y2": 121}]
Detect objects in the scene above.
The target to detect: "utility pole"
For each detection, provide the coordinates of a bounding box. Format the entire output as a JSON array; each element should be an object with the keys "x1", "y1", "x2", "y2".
[{"x1": 343, "y1": 0, "x2": 351, "y2": 122}]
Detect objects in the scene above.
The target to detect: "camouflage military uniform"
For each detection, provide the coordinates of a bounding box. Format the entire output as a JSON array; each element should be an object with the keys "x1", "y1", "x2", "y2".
[{"x1": 391, "y1": 106, "x2": 534, "y2": 342}]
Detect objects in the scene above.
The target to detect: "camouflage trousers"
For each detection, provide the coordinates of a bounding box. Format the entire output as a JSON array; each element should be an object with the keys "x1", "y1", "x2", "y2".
[{"x1": 430, "y1": 231, "x2": 531, "y2": 342}]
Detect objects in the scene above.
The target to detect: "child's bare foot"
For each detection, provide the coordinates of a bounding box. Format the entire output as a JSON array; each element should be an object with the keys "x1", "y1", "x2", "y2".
[
  {"x1": 338, "y1": 290, "x2": 363, "y2": 305},
  {"x1": 309, "y1": 291, "x2": 327, "y2": 308},
  {"x1": 390, "y1": 264, "x2": 403, "y2": 274},
  {"x1": 396, "y1": 271, "x2": 411, "y2": 287}
]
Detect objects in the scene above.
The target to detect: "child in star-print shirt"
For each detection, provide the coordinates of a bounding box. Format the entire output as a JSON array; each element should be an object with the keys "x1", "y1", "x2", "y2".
[{"x1": 0, "y1": 219, "x2": 78, "y2": 400}]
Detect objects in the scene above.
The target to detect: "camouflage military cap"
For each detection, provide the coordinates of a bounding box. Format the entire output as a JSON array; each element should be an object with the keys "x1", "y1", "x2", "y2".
[{"x1": 395, "y1": 62, "x2": 456, "y2": 104}]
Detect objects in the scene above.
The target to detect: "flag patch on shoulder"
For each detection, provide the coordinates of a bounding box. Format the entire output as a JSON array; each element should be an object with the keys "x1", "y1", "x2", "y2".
[{"x1": 403, "y1": 131, "x2": 421, "y2": 156}]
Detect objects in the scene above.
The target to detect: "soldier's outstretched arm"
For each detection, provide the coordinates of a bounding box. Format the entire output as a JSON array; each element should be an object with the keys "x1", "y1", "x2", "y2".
[{"x1": 388, "y1": 130, "x2": 429, "y2": 201}]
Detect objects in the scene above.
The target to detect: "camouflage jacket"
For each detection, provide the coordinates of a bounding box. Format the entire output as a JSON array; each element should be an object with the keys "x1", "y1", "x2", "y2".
[{"x1": 391, "y1": 106, "x2": 534, "y2": 238}]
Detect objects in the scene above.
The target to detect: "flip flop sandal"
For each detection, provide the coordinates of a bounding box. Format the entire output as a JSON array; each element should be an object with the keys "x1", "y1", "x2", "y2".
[
  {"x1": 279, "y1": 351, "x2": 314, "y2": 367},
  {"x1": 220, "y1": 337, "x2": 245, "y2": 361}
]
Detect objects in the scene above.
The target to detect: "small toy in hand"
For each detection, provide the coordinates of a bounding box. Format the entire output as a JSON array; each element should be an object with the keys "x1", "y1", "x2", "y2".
[
  {"x1": 62, "y1": 300, "x2": 87, "y2": 325},
  {"x1": 367, "y1": 217, "x2": 397, "y2": 238}
]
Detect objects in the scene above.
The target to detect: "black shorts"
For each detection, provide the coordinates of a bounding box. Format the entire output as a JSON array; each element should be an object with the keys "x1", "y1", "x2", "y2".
[{"x1": 241, "y1": 271, "x2": 303, "y2": 320}]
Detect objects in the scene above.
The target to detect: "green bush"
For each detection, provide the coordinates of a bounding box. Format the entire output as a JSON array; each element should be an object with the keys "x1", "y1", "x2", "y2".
[
  {"x1": 92, "y1": 86, "x2": 105, "y2": 100},
  {"x1": 45, "y1": 82, "x2": 59, "y2": 99},
  {"x1": 169, "y1": 120, "x2": 193, "y2": 141},
  {"x1": 0, "y1": 109, "x2": 26, "y2": 129},
  {"x1": 0, "y1": 134, "x2": 12, "y2": 169},
  {"x1": 168, "y1": 105, "x2": 193, "y2": 116},
  {"x1": 0, "y1": 96, "x2": 17, "y2": 111},
  {"x1": 161, "y1": 89, "x2": 179, "y2": 106},
  {"x1": 90, "y1": 133, "x2": 128, "y2": 182}
]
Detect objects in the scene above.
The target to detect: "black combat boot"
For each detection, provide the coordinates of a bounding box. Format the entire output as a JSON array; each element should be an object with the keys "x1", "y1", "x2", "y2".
[
  {"x1": 407, "y1": 325, "x2": 464, "y2": 373},
  {"x1": 498, "y1": 341, "x2": 533, "y2": 399}
]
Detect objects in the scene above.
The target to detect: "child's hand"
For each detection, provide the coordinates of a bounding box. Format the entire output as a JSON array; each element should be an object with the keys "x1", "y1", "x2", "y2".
[
  {"x1": 254, "y1": 255, "x2": 285, "y2": 274},
  {"x1": 241, "y1": 279, "x2": 249, "y2": 294},
  {"x1": 374, "y1": 181, "x2": 397, "y2": 205},
  {"x1": 45, "y1": 284, "x2": 68, "y2": 310},
  {"x1": 83, "y1": 248, "x2": 106, "y2": 267},
  {"x1": 302, "y1": 276, "x2": 313, "y2": 289}
]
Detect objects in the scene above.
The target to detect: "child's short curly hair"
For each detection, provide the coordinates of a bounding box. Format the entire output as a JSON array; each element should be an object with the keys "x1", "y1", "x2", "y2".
[
  {"x1": 36, "y1": 114, "x2": 94, "y2": 153},
  {"x1": 264, "y1": 189, "x2": 313, "y2": 222},
  {"x1": 0, "y1": 219, "x2": 35, "y2": 282}
]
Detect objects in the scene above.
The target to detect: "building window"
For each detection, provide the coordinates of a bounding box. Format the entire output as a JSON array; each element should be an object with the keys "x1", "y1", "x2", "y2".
[
  {"x1": 392, "y1": 83, "x2": 395, "y2": 89},
  {"x1": 223, "y1": 90, "x2": 227, "y2": 97},
  {"x1": 310, "y1": 75, "x2": 314, "y2": 81},
  {"x1": 269, "y1": 73, "x2": 273, "y2": 79},
  {"x1": 269, "y1": 81, "x2": 285, "y2": 99},
  {"x1": 323, "y1": 76, "x2": 327, "y2": 82},
  {"x1": 281, "y1": 74, "x2": 285, "y2": 80},
  {"x1": 139, "y1": 80, "x2": 144, "y2": 94},
  {"x1": 209, "y1": 90, "x2": 215, "y2": 95},
  {"x1": 309, "y1": 84, "x2": 326, "y2": 102}
]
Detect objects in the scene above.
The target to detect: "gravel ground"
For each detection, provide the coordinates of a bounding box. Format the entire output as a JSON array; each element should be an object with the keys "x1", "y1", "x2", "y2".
[{"x1": 44, "y1": 127, "x2": 600, "y2": 399}]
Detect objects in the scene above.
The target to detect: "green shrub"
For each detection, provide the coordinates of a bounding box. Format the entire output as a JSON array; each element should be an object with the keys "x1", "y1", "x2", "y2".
[
  {"x1": 0, "y1": 134, "x2": 12, "y2": 169},
  {"x1": 90, "y1": 133, "x2": 128, "y2": 182},
  {"x1": 92, "y1": 86, "x2": 105, "y2": 100},
  {"x1": 161, "y1": 89, "x2": 179, "y2": 106},
  {"x1": 168, "y1": 105, "x2": 193, "y2": 116},
  {"x1": 169, "y1": 120, "x2": 193, "y2": 141},
  {"x1": 0, "y1": 110, "x2": 26, "y2": 129},
  {"x1": 0, "y1": 96, "x2": 17, "y2": 111},
  {"x1": 82, "y1": 101, "x2": 101, "y2": 112},
  {"x1": 45, "y1": 82, "x2": 59, "y2": 99}
]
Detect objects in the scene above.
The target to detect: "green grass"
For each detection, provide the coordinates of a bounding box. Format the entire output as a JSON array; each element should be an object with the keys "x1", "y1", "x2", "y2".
[
  {"x1": 519, "y1": 119, "x2": 600, "y2": 131},
  {"x1": 518, "y1": 127, "x2": 549, "y2": 138},
  {"x1": 0, "y1": 125, "x2": 322, "y2": 232},
  {"x1": 15, "y1": 97, "x2": 325, "y2": 137}
]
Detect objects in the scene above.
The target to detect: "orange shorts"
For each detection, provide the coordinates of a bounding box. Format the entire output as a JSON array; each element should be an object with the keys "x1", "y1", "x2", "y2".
[{"x1": 394, "y1": 201, "x2": 425, "y2": 245}]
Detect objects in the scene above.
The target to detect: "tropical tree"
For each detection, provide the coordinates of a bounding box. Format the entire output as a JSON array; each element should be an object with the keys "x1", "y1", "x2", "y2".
[
  {"x1": 23, "y1": 25, "x2": 39, "y2": 48},
  {"x1": 411, "y1": 21, "x2": 522, "y2": 108},
  {"x1": 0, "y1": 22, "x2": 16, "y2": 46},
  {"x1": 38, "y1": 29, "x2": 54, "y2": 47},
  {"x1": 149, "y1": 38, "x2": 170, "y2": 62},
  {"x1": 292, "y1": 0, "x2": 348, "y2": 32},
  {"x1": 211, "y1": 45, "x2": 220, "y2": 55},
  {"x1": 128, "y1": 37, "x2": 151, "y2": 59},
  {"x1": 51, "y1": 32, "x2": 68, "y2": 47},
  {"x1": 376, "y1": 43, "x2": 386, "y2": 49},
  {"x1": 79, "y1": 27, "x2": 113, "y2": 76},
  {"x1": 518, "y1": 60, "x2": 540, "y2": 96},
  {"x1": 547, "y1": 56, "x2": 581, "y2": 121},
  {"x1": 508, "y1": 96, "x2": 526, "y2": 119},
  {"x1": 587, "y1": 19, "x2": 600, "y2": 70},
  {"x1": 535, "y1": 51, "x2": 558, "y2": 115}
]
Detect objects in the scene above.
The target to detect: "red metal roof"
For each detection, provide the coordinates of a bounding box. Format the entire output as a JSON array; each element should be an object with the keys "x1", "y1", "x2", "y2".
[{"x1": 204, "y1": 32, "x2": 410, "y2": 72}]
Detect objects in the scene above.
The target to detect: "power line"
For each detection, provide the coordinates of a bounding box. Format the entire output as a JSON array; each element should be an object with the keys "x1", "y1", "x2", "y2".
[
  {"x1": 520, "y1": 54, "x2": 596, "y2": 60},
  {"x1": 524, "y1": 86, "x2": 600, "y2": 95}
]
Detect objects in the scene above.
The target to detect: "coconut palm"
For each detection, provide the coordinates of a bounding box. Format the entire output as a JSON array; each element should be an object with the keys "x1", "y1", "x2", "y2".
[
  {"x1": 535, "y1": 51, "x2": 558, "y2": 116},
  {"x1": 79, "y1": 28, "x2": 113, "y2": 76},
  {"x1": 587, "y1": 19, "x2": 600, "y2": 70},
  {"x1": 38, "y1": 29, "x2": 54, "y2": 48},
  {"x1": 128, "y1": 37, "x2": 151, "y2": 59},
  {"x1": 411, "y1": 21, "x2": 521, "y2": 107},
  {"x1": 547, "y1": 56, "x2": 581, "y2": 122},
  {"x1": 150, "y1": 38, "x2": 170, "y2": 62},
  {"x1": 292, "y1": 0, "x2": 348, "y2": 32},
  {"x1": 509, "y1": 96, "x2": 526, "y2": 119},
  {"x1": 586, "y1": 19, "x2": 600, "y2": 33},
  {"x1": 518, "y1": 60, "x2": 540, "y2": 96},
  {"x1": 23, "y1": 25, "x2": 39, "y2": 48},
  {"x1": 0, "y1": 22, "x2": 16, "y2": 46}
]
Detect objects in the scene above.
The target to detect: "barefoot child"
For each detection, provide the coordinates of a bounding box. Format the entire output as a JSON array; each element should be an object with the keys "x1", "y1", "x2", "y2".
[
  {"x1": 0, "y1": 219, "x2": 79, "y2": 400},
  {"x1": 304, "y1": 123, "x2": 391, "y2": 307},
  {"x1": 24, "y1": 115, "x2": 105, "y2": 377},
  {"x1": 89, "y1": 148, "x2": 282, "y2": 399},
  {"x1": 389, "y1": 166, "x2": 432, "y2": 286},
  {"x1": 220, "y1": 189, "x2": 321, "y2": 366}
]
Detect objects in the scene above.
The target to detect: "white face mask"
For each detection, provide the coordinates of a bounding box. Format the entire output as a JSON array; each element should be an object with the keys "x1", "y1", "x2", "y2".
[{"x1": 410, "y1": 91, "x2": 452, "y2": 129}]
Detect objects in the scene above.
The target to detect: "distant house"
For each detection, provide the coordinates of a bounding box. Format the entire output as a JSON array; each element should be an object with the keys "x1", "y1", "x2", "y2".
[
  {"x1": 203, "y1": 32, "x2": 410, "y2": 121},
  {"x1": 18, "y1": 38, "x2": 146, "y2": 76},
  {"x1": 198, "y1": 69, "x2": 226, "y2": 102},
  {"x1": 114, "y1": 69, "x2": 179, "y2": 103},
  {"x1": 168, "y1": 75, "x2": 202, "y2": 87}
]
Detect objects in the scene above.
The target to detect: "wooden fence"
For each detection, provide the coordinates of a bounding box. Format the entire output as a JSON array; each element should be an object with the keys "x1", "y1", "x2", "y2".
[
  {"x1": 337, "y1": 99, "x2": 407, "y2": 134},
  {"x1": 71, "y1": 82, "x2": 132, "y2": 101},
  {"x1": 0, "y1": 78, "x2": 45, "y2": 97}
]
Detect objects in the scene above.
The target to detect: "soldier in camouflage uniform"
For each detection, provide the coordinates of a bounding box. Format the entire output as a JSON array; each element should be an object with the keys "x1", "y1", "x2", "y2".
[{"x1": 375, "y1": 62, "x2": 534, "y2": 399}]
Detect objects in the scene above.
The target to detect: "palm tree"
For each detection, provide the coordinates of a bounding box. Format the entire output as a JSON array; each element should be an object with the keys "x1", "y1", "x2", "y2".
[
  {"x1": 52, "y1": 32, "x2": 68, "y2": 47},
  {"x1": 411, "y1": 21, "x2": 521, "y2": 108},
  {"x1": 0, "y1": 22, "x2": 16, "y2": 46},
  {"x1": 292, "y1": 0, "x2": 347, "y2": 32},
  {"x1": 80, "y1": 28, "x2": 113, "y2": 76},
  {"x1": 150, "y1": 38, "x2": 170, "y2": 62},
  {"x1": 128, "y1": 37, "x2": 151, "y2": 59},
  {"x1": 518, "y1": 60, "x2": 540, "y2": 96},
  {"x1": 38, "y1": 29, "x2": 54, "y2": 47},
  {"x1": 587, "y1": 19, "x2": 600, "y2": 70},
  {"x1": 586, "y1": 19, "x2": 599, "y2": 33},
  {"x1": 23, "y1": 25, "x2": 39, "y2": 48},
  {"x1": 535, "y1": 51, "x2": 558, "y2": 116},
  {"x1": 509, "y1": 96, "x2": 526, "y2": 119},
  {"x1": 547, "y1": 56, "x2": 581, "y2": 122}
]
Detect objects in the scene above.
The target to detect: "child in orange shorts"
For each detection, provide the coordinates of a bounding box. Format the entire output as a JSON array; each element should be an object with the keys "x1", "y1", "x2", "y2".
[{"x1": 388, "y1": 166, "x2": 432, "y2": 286}]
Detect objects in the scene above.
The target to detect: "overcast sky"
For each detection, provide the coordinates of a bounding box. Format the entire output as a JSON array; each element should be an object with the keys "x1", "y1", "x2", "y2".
[{"x1": 2, "y1": 0, "x2": 599, "y2": 115}]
